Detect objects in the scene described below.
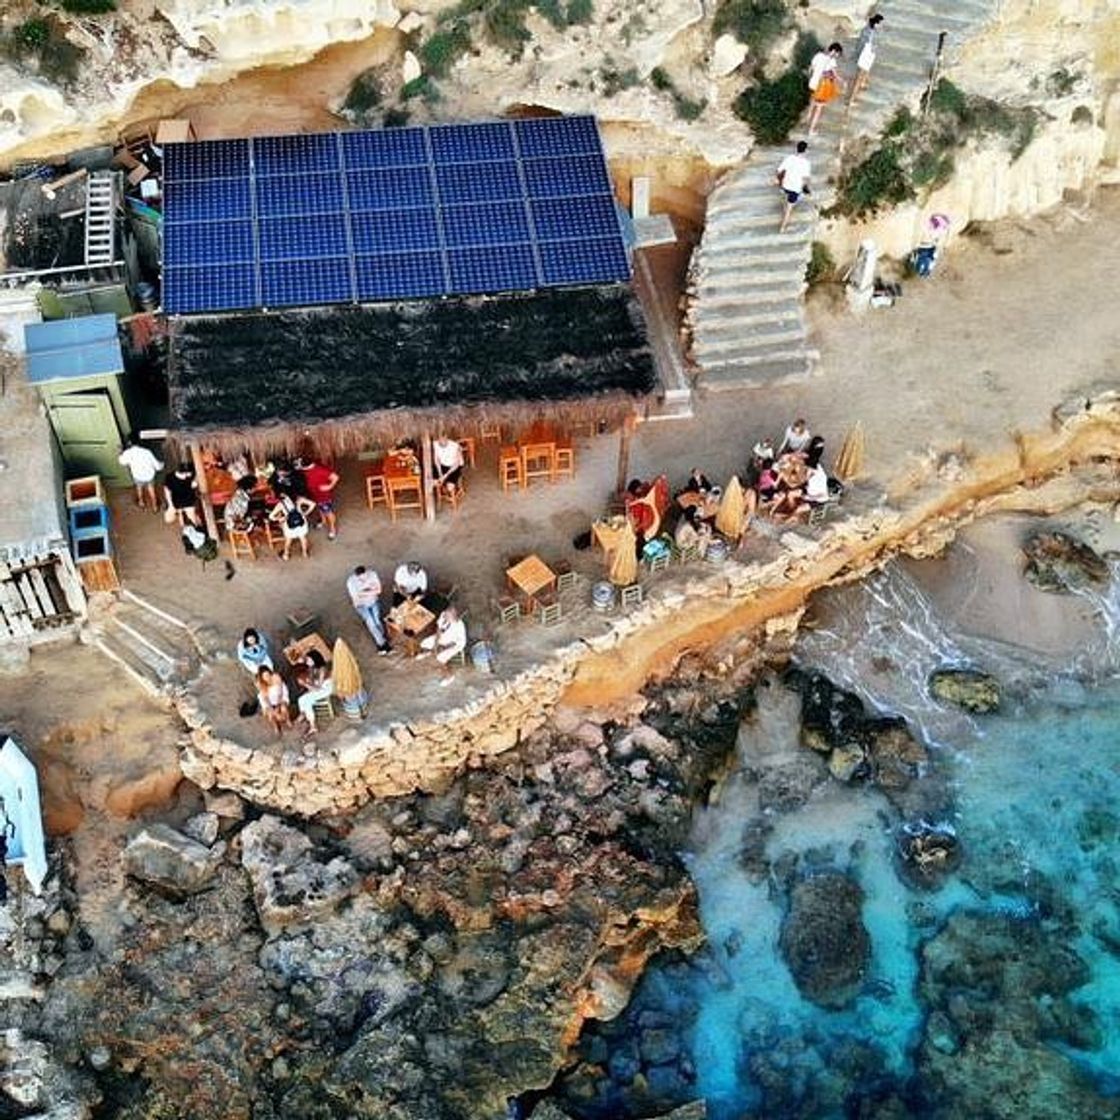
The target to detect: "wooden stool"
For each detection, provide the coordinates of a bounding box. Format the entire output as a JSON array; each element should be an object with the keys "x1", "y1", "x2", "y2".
[
  {"x1": 553, "y1": 439, "x2": 574, "y2": 481},
  {"x1": 312, "y1": 695, "x2": 335, "y2": 725},
  {"x1": 365, "y1": 472, "x2": 387, "y2": 509},
  {"x1": 386, "y1": 475, "x2": 424, "y2": 520},
  {"x1": 227, "y1": 528, "x2": 255, "y2": 561},
  {"x1": 620, "y1": 583, "x2": 643, "y2": 609},
  {"x1": 480, "y1": 421, "x2": 502, "y2": 443},
  {"x1": 499, "y1": 446, "x2": 523, "y2": 491},
  {"x1": 437, "y1": 479, "x2": 466, "y2": 512},
  {"x1": 554, "y1": 560, "x2": 578, "y2": 593},
  {"x1": 646, "y1": 551, "x2": 671, "y2": 574},
  {"x1": 496, "y1": 596, "x2": 521, "y2": 625},
  {"x1": 674, "y1": 542, "x2": 700, "y2": 565},
  {"x1": 538, "y1": 600, "x2": 563, "y2": 627}
]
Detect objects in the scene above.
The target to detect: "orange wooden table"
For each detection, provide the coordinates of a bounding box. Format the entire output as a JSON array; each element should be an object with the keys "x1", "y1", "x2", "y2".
[
  {"x1": 386, "y1": 598, "x2": 436, "y2": 656},
  {"x1": 369, "y1": 451, "x2": 425, "y2": 518},
  {"x1": 506, "y1": 554, "x2": 557, "y2": 612},
  {"x1": 518, "y1": 422, "x2": 559, "y2": 485},
  {"x1": 283, "y1": 632, "x2": 333, "y2": 667}
]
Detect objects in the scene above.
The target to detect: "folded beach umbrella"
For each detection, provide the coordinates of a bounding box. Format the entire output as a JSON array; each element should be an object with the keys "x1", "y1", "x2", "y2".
[
  {"x1": 715, "y1": 475, "x2": 748, "y2": 541},
  {"x1": 331, "y1": 637, "x2": 364, "y2": 700},
  {"x1": 834, "y1": 423, "x2": 866, "y2": 481},
  {"x1": 609, "y1": 520, "x2": 639, "y2": 587}
]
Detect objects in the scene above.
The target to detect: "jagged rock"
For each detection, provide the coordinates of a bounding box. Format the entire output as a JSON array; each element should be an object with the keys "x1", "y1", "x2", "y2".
[
  {"x1": 779, "y1": 872, "x2": 870, "y2": 1009},
  {"x1": 928, "y1": 668, "x2": 1002, "y2": 713},
  {"x1": 867, "y1": 722, "x2": 927, "y2": 791},
  {"x1": 183, "y1": 812, "x2": 220, "y2": 847},
  {"x1": 202, "y1": 789, "x2": 245, "y2": 820},
  {"x1": 121, "y1": 824, "x2": 224, "y2": 896},
  {"x1": 1022, "y1": 531, "x2": 1110, "y2": 593},
  {"x1": 709, "y1": 33, "x2": 747, "y2": 77},
  {"x1": 828, "y1": 744, "x2": 866, "y2": 782},
  {"x1": 401, "y1": 49, "x2": 421, "y2": 84},
  {"x1": 240, "y1": 815, "x2": 358, "y2": 934},
  {"x1": 757, "y1": 755, "x2": 828, "y2": 813},
  {"x1": 896, "y1": 823, "x2": 961, "y2": 890},
  {"x1": 0, "y1": 1029, "x2": 95, "y2": 1116}
]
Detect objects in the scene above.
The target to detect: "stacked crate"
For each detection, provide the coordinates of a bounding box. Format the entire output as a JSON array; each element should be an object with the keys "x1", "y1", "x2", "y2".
[{"x1": 66, "y1": 476, "x2": 120, "y2": 593}]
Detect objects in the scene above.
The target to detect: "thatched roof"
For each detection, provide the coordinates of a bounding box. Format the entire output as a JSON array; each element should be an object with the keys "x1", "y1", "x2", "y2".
[{"x1": 168, "y1": 286, "x2": 655, "y2": 458}]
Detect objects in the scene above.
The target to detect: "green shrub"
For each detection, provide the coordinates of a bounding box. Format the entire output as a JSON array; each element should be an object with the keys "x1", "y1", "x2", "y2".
[
  {"x1": 806, "y1": 241, "x2": 835, "y2": 287},
  {"x1": 884, "y1": 106, "x2": 913, "y2": 138},
  {"x1": 713, "y1": 0, "x2": 789, "y2": 56},
  {"x1": 565, "y1": 0, "x2": 593, "y2": 24},
  {"x1": 791, "y1": 29, "x2": 819, "y2": 71},
  {"x1": 59, "y1": 0, "x2": 116, "y2": 12},
  {"x1": 401, "y1": 75, "x2": 438, "y2": 102},
  {"x1": 1071, "y1": 104, "x2": 1094, "y2": 126},
  {"x1": 734, "y1": 68, "x2": 807, "y2": 145},
  {"x1": 911, "y1": 148, "x2": 954, "y2": 189},
  {"x1": 836, "y1": 144, "x2": 913, "y2": 216},
  {"x1": 484, "y1": 0, "x2": 531, "y2": 56},
  {"x1": 7, "y1": 17, "x2": 84, "y2": 83},
  {"x1": 383, "y1": 107, "x2": 410, "y2": 128},
  {"x1": 13, "y1": 18, "x2": 50, "y2": 50},
  {"x1": 420, "y1": 23, "x2": 472, "y2": 77},
  {"x1": 343, "y1": 70, "x2": 382, "y2": 115},
  {"x1": 650, "y1": 67, "x2": 704, "y2": 120},
  {"x1": 926, "y1": 77, "x2": 967, "y2": 118},
  {"x1": 650, "y1": 66, "x2": 672, "y2": 92},
  {"x1": 599, "y1": 63, "x2": 640, "y2": 97}
]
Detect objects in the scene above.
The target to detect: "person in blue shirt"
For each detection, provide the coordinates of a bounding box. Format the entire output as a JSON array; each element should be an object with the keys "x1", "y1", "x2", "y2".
[{"x1": 237, "y1": 628, "x2": 273, "y2": 674}]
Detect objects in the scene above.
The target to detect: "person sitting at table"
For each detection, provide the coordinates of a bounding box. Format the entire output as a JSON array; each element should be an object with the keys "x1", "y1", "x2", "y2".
[
  {"x1": 804, "y1": 462, "x2": 831, "y2": 507},
  {"x1": 269, "y1": 493, "x2": 316, "y2": 560},
  {"x1": 256, "y1": 666, "x2": 290, "y2": 737},
  {"x1": 432, "y1": 435, "x2": 466, "y2": 498},
  {"x1": 756, "y1": 459, "x2": 780, "y2": 503},
  {"x1": 751, "y1": 437, "x2": 776, "y2": 468},
  {"x1": 674, "y1": 506, "x2": 712, "y2": 558},
  {"x1": 804, "y1": 435, "x2": 827, "y2": 470},
  {"x1": 223, "y1": 475, "x2": 257, "y2": 534},
  {"x1": 393, "y1": 560, "x2": 428, "y2": 605},
  {"x1": 779, "y1": 418, "x2": 813, "y2": 457},
  {"x1": 237, "y1": 627, "x2": 273, "y2": 674},
  {"x1": 418, "y1": 605, "x2": 467, "y2": 686},
  {"x1": 682, "y1": 467, "x2": 712, "y2": 496},
  {"x1": 294, "y1": 649, "x2": 333, "y2": 737}
]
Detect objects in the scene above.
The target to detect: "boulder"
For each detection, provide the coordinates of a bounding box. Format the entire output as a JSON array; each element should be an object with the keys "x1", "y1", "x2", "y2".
[
  {"x1": 240, "y1": 815, "x2": 358, "y2": 935},
  {"x1": 896, "y1": 823, "x2": 961, "y2": 890},
  {"x1": 828, "y1": 744, "x2": 866, "y2": 783},
  {"x1": 757, "y1": 755, "x2": 828, "y2": 813},
  {"x1": 709, "y1": 33, "x2": 747, "y2": 78},
  {"x1": 1022, "y1": 531, "x2": 1109, "y2": 594},
  {"x1": 928, "y1": 668, "x2": 1001, "y2": 714},
  {"x1": 121, "y1": 824, "x2": 223, "y2": 896},
  {"x1": 867, "y1": 722, "x2": 927, "y2": 791},
  {"x1": 182, "y1": 811, "x2": 220, "y2": 846},
  {"x1": 779, "y1": 872, "x2": 870, "y2": 1008}
]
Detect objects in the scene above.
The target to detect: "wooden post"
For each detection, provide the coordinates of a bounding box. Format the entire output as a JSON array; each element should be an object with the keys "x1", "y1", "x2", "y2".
[
  {"x1": 189, "y1": 441, "x2": 220, "y2": 541},
  {"x1": 615, "y1": 413, "x2": 637, "y2": 496},
  {"x1": 420, "y1": 429, "x2": 436, "y2": 522}
]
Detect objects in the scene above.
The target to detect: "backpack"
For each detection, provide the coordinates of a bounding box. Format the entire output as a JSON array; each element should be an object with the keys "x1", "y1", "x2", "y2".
[{"x1": 286, "y1": 505, "x2": 305, "y2": 530}]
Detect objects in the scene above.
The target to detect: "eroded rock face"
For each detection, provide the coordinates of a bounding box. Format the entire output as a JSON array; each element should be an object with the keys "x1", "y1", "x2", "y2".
[
  {"x1": 121, "y1": 824, "x2": 224, "y2": 896},
  {"x1": 779, "y1": 872, "x2": 870, "y2": 1009},
  {"x1": 928, "y1": 668, "x2": 1002, "y2": 714},
  {"x1": 1022, "y1": 530, "x2": 1110, "y2": 593}
]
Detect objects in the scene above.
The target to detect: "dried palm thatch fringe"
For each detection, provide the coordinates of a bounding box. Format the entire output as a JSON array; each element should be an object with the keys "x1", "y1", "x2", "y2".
[{"x1": 167, "y1": 287, "x2": 656, "y2": 462}]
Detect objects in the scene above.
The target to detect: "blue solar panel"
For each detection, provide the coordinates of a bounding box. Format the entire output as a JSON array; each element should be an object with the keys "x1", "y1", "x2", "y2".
[
  {"x1": 355, "y1": 252, "x2": 446, "y2": 300},
  {"x1": 530, "y1": 195, "x2": 620, "y2": 240},
  {"x1": 253, "y1": 133, "x2": 340, "y2": 177},
  {"x1": 163, "y1": 221, "x2": 255, "y2": 267},
  {"x1": 436, "y1": 161, "x2": 522, "y2": 205},
  {"x1": 261, "y1": 257, "x2": 352, "y2": 307},
  {"x1": 515, "y1": 116, "x2": 600, "y2": 158},
  {"x1": 347, "y1": 167, "x2": 434, "y2": 211},
  {"x1": 523, "y1": 155, "x2": 612, "y2": 198},
  {"x1": 164, "y1": 177, "x2": 253, "y2": 223},
  {"x1": 162, "y1": 117, "x2": 630, "y2": 313},
  {"x1": 430, "y1": 122, "x2": 514, "y2": 164},
  {"x1": 352, "y1": 209, "x2": 440, "y2": 255},
  {"x1": 341, "y1": 128, "x2": 428, "y2": 170},
  {"x1": 448, "y1": 244, "x2": 537, "y2": 293},
  {"x1": 255, "y1": 173, "x2": 344, "y2": 218},
  {"x1": 164, "y1": 263, "x2": 257, "y2": 314},
  {"x1": 442, "y1": 201, "x2": 529, "y2": 248},
  {"x1": 164, "y1": 139, "x2": 250, "y2": 181},
  {"x1": 259, "y1": 214, "x2": 349, "y2": 261},
  {"x1": 539, "y1": 237, "x2": 630, "y2": 285}
]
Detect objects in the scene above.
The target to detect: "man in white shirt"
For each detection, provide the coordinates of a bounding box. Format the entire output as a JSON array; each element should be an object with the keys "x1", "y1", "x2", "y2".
[
  {"x1": 432, "y1": 435, "x2": 466, "y2": 498},
  {"x1": 776, "y1": 141, "x2": 812, "y2": 233},
  {"x1": 393, "y1": 561, "x2": 428, "y2": 605},
  {"x1": 419, "y1": 606, "x2": 468, "y2": 685},
  {"x1": 779, "y1": 419, "x2": 813, "y2": 456},
  {"x1": 347, "y1": 565, "x2": 390, "y2": 654},
  {"x1": 118, "y1": 435, "x2": 163, "y2": 511}
]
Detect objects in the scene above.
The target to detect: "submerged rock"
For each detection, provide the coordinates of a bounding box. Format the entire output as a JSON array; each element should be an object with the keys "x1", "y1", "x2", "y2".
[
  {"x1": 1022, "y1": 531, "x2": 1110, "y2": 593},
  {"x1": 779, "y1": 872, "x2": 870, "y2": 1008},
  {"x1": 928, "y1": 668, "x2": 1002, "y2": 713},
  {"x1": 122, "y1": 823, "x2": 224, "y2": 896}
]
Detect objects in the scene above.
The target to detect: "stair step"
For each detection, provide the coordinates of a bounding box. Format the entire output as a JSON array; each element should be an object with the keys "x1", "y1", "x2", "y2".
[
  {"x1": 694, "y1": 328, "x2": 807, "y2": 362},
  {"x1": 699, "y1": 354, "x2": 813, "y2": 389},
  {"x1": 691, "y1": 294, "x2": 802, "y2": 326}
]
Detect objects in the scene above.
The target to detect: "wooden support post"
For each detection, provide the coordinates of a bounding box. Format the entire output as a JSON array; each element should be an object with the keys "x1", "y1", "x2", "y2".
[
  {"x1": 420, "y1": 429, "x2": 436, "y2": 522},
  {"x1": 189, "y1": 442, "x2": 220, "y2": 542},
  {"x1": 615, "y1": 413, "x2": 637, "y2": 497}
]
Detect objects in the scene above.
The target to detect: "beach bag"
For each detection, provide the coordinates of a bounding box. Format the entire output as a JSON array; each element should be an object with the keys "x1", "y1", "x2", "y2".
[
  {"x1": 286, "y1": 505, "x2": 306, "y2": 530},
  {"x1": 814, "y1": 73, "x2": 839, "y2": 103}
]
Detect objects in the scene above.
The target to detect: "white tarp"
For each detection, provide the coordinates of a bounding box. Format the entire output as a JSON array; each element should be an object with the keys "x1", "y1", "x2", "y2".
[{"x1": 0, "y1": 736, "x2": 47, "y2": 894}]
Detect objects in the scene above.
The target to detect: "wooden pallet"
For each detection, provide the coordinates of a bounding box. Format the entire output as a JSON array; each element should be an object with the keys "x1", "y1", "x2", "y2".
[{"x1": 0, "y1": 553, "x2": 82, "y2": 641}]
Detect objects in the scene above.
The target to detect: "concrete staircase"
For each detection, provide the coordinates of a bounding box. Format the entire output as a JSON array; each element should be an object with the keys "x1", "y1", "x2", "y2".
[
  {"x1": 88, "y1": 589, "x2": 205, "y2": 701},
  {"x1": 686, "y1": 0, "x2": 998, "y2": 391}
]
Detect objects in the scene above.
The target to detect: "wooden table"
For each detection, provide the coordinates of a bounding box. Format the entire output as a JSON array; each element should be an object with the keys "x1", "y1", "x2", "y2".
[
  {"x1": 506, "y1": 554, "x2": 557, "y2": 612},
  {"x1": 386, "y1": 598, "x2": 436, "y2": 657},
  {"x1": 372, "y1": 451, "x2": 425, "y2": 518},
  {"x1": 518, "y1": 421, "x2": 559, "y2": 485},
  {"x1": 283, "y1": 632, "x2": 332, "y2": 667}
]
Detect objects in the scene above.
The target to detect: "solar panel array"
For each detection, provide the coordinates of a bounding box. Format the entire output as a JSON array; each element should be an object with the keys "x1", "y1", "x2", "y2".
[{"x1": 161, "y1": 116, "x2": 631, "y2": 315}]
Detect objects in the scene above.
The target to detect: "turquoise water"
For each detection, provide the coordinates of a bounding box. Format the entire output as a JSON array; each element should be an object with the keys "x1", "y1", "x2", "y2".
[{"x1": 556, "y1": 562, "x2": 1120, "y2": 1120}]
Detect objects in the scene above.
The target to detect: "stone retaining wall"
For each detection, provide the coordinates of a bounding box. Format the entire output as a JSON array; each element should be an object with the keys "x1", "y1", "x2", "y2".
[{"x1": 177, "y1": 393, "x2": 1120, "y2": 816}]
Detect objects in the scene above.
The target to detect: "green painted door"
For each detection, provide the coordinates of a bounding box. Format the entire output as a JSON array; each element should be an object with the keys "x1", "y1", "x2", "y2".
[{"x1": 48, "y1": 390, "x2": 127, "y2": 485}]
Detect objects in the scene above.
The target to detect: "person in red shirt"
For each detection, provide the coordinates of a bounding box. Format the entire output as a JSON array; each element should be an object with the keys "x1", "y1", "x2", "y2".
[{"x1": 301, "y1": 458, "x2": 341, "y2": 540}]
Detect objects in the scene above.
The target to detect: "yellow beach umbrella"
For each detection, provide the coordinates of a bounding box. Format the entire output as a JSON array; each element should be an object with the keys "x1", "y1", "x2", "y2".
[
  {"x1": 609, "y1": 520, "x2": 639, "y2": 587},
  {"x1": 331, "y1": 637, "x2": 364, "y2": 700},
  {"x1": 834, "y1": 422, "x2": 866, "y2": 482},
  {"x1": 715, "y1": 475, "x2": 748, "y2": 541}
]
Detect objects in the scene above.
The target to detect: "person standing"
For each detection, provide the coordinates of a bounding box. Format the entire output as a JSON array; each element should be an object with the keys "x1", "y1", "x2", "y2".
[
  {"x1": 301, "y1": 458, "x2": 341, "y2": 540},
  {"x1": 164, "y1": 464, "x2": 200, "y2": 526},
  {"x1": 776, "y1": 141, "x2": 812, "y2": 233},
  {"x1": 118, "y1": 434, "x2": 163, "y2": 511},
  {"x1": 806, "y1": 41, "x2": 843, "y2": 135},
  {"x1": 269, "y1": 492, "x2": 316, "y2": 560},
  {"x1": 347, "y1": 565, "x2": 391, "y2": 655},
  {"x1": 850, "y1": 14, "x2": 884, "y2": 106}
]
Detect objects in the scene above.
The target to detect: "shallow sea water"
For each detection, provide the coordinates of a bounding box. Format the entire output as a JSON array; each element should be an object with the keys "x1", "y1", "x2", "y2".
[{"x1": 556, "y1": 560, "x2": 1120, "y2": 1120}]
